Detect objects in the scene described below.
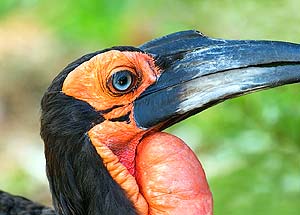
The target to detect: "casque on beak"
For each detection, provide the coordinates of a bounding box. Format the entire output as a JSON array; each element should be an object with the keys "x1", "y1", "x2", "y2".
[{"x1": 133, "y1": 30, "x2": 300, "y2": 129}]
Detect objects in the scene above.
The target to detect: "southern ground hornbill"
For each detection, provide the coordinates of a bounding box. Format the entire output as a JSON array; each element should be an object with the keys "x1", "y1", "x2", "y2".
[{"x1": 1, "y1": 30, "x2": 300, "y2": 215}]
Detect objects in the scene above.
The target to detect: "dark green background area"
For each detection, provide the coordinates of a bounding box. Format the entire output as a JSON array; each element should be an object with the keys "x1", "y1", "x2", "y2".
[{"x1": 0, "y1": 1, "x2": 299, "y2": 214}]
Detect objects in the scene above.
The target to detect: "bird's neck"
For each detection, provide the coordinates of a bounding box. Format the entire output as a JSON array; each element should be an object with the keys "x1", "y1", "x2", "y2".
[
  {"x1": 45, "y1": 135, "x2": 138, "y2": 215},
  {"x1": 40, "y1": 93, "x2": 141, "y2": 214}
]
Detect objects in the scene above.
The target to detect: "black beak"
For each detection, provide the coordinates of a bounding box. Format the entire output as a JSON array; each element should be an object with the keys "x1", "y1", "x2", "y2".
[{"x1": 134, "y1": 30, "x2": 300, "y2": 129}]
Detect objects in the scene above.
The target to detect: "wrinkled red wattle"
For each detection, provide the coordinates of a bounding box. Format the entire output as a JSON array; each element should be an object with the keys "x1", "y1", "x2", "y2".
[{"x1": 135, "y1": 132, "x2": 213, "y2": 215}]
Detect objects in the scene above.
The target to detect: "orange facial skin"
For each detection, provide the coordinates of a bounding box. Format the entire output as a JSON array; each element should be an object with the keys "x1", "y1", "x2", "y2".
[
  {"x1": 62, "y1": 50, "x2": 212, "y2": 215},
  {"x1": 62, "y1": 50, "x2": 158, "y2": 111}
]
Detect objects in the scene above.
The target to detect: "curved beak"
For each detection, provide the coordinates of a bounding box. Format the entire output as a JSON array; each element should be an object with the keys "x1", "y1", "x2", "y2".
[{"x1": 134, "y1": 30, "x2": 300, "y2": 129}]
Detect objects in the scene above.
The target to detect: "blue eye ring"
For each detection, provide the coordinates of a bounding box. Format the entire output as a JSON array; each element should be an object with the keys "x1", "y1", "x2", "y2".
[{"x1": 109, "y1": 70, "x2": 137, "y2": 94}]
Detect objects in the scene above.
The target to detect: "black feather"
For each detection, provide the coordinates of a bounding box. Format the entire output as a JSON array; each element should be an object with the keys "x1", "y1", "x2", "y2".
[{"x1": 0, "y1": 190, "x2": 55, "y2": 215}]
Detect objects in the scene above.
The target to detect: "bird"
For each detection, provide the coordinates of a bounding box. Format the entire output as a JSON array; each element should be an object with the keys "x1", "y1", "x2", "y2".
[{"x1": 1, "y1": 30, "x2": 300, "y2": 215}]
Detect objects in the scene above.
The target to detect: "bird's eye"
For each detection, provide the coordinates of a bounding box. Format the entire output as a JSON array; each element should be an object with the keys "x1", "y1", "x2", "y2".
[{"x1": 109, "y1": 70, "x2": 137, "y2": 94}]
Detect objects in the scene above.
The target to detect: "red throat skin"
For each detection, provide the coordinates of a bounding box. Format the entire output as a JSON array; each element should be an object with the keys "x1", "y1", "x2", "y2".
[
  {"x1": 136, "y1": 132, "x2": 213, "y2": 215},
  {"x1": 88, "y1": 119, "x2": 148, "y2": 176},
  {"x1": 89, "y1": 128, "x2": 213, "y2": 215},
  {"x1": 110, "y1": 135, "x2": 143, "y2": 176}
]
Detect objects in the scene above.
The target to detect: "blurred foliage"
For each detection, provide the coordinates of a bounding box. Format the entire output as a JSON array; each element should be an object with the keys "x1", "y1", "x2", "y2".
[{"x1": 0, "y1": 0, "x2": 299, "y2": 214}]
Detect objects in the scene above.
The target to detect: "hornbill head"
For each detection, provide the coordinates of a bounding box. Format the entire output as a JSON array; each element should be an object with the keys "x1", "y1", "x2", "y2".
[{"x1": 40, "y1": 30, "x2": 300, "y2": 215}]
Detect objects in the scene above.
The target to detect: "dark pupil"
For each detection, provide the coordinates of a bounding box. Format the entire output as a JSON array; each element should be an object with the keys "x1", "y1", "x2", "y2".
[
  {"x1": 112, "y1": 70, "x2": 133, "y2": 91},
  {"x1": 117, "y1": 76, "x2": 128, "y2": 86}
]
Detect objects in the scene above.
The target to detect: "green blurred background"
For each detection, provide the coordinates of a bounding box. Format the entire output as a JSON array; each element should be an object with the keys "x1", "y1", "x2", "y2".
[{"x1": 0, "y1": 0, "x2": 299, "y2": 214}]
